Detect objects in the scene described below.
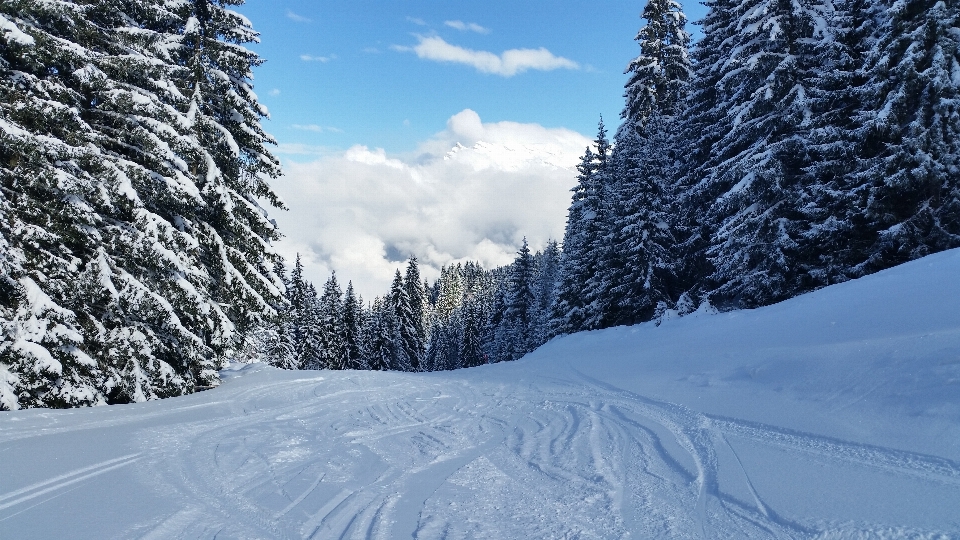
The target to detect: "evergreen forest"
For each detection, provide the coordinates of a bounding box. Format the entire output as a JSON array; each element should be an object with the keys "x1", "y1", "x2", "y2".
[{"x1": 1, "y1": 0, "x2": 958, "y2": 410}]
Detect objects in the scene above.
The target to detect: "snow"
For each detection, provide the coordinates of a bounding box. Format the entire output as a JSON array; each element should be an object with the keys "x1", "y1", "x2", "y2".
[
  {"x1": 2, "y1": 250, "x2": 959, "y2": 538},
  {"x1": 0, "y1": 14, "x2": 34, "y2": 46}
]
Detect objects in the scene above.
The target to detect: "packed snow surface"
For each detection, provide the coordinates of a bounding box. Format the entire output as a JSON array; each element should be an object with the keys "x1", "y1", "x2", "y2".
[{"x1": 2, "y1": 250, "x2": 960, "y2": 539}]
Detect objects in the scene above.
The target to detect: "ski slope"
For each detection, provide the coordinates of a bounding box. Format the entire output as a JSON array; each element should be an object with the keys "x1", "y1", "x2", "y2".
[{"x1": 2, "y1": 250, "x2": 959, "y2": 539}]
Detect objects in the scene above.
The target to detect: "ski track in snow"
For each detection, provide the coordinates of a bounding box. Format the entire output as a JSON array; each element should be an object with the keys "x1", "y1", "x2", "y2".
[
  {"x1": 1, "y1": 365, "x2": 956, "y2": 539},
  {"x1": 3, "y1": 249, "x2": 960, "y2": 539}
]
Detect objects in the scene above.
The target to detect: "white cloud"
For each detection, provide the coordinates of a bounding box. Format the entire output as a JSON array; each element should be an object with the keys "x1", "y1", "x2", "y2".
[
  {"x1": 292, "y1": 124, "x2": 343, "y2": 133},
  {"x1": 392, "y1": 36, "x2": 578, "y2": 77},
  {"x1": 300, "y1": 54, "x2": 335, "y2": 63},
  {"x1": 267, "y1": 109, "x2": 591, "y2": 299},
  {"x1": 444, "y1": 20, "x2": 490, "y2": 34},
  {"x1": 286, "y1": 10, "x2": 311, "y2": 23},
  {"x1": 274, "y1": 143, "x2": 331, "y2": 156},
  {"x1": 406, "y1": 16, "x2": 427, "y2": 26},
  {"x1": 268, "y1": 88, "x2": 281, "y2": 96}
]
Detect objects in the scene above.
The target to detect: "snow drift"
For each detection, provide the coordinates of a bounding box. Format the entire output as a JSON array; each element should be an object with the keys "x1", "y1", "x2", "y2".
[{"x1": 1, "y1": 249, "x2": 958, "y2": 538}]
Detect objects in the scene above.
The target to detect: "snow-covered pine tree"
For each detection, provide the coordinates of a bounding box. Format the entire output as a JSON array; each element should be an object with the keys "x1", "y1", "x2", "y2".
[
  {"x1": 288, "y1": 256, "x2": 322, "y2": 368},
  {"x1": 172, "y1": 0, "x2": 285, "y2": 344},
  {"x1": 317, "y1": 272, "x2": 346, "y2": 370},
  {"x1": 402, "y1": 258, "x2": 427, "y2": 369},
  {"x1": 800, "y1": 0, "x2": 883, "y2": 286},
  {"x1": 458, "y1": 298, "x2": 486, "y2": 368},
  {"x1": 498, "y1": 239, "x2": 537, "y2": 361},
  {"x1": 1, "y1": 2, "x2": 108, "y2": 408},
  {"x1": 845, "y1": 0, "x2": 960, "y2": 273},
  {"x1": 671, "y1": 0, "x2": 740, "y2": 305},
  {"x1": 593, "y1": 0, "x2": 692, "y2": 326},
  {"x1": 361, "y1": 296, "x2": 399, "y2": 371},
  {"x1": 579, "y1": 121, "x2": 619, "y2": 331},
  {"x1": 553, "y1": 120, "x2": 612, "y2": 335},
  {"x1": 606, "y1": 114, "x2": 681, "y2": 324},
  {"x1": 532, "y1": 241, "x2": 560, "y2": 344},
  {"x1": 342, "y1": 282, "x2": 365, "y2": 370},
  {"x1": 1, "y1": 0, "x2": 283, "y2": 409},
  {"x1": 622, "y1": 0, "x2": 692, "y2": 130},
  {"x1": 388, "y1": 270, "x2": 415, "y2": 371},
  {"x1": 238, "y1": 258, "x2": 296, "y2": 368},
  {"x1": 681, "y1": 0, "x2": 834, "y2": 309}
]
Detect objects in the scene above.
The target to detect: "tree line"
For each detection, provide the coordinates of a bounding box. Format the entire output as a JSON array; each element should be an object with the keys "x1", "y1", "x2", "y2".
[
  {"x1": 2, "y1": 0, "x2": 957, "y2": 407},
  {"x1": 245, "y1": 242, "x2": 560, "y2": 372}
]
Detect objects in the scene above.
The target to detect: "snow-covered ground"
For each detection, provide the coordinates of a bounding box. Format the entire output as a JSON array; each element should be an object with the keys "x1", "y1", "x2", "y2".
[{"x1": 2, "y1": 250, "x2": 959, "y2": 539}]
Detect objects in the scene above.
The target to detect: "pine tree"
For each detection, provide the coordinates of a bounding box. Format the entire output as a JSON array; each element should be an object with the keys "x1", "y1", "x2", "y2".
[
  {"x1": 239, "y1": 258, "x2": 297, "y2": 368},
  {"x1": 288, "y1": 256, "x2": 322, "y2": 368},
  {"x1": 0, "y1": 0, "x2": 283, "y2": 409},
  {"x1": 532, "y1": 241, "x2": 560, "y2": 344},
  {"x1": 681, "y1": 0, "x2": 835, "y2": 309},
  {"x1": 342, "y1": 282, "x2": 365, "y2": 370},
  {"x1": 800, "y1": 0, "x2": 883, "y2": 286},
  {"x1": 403, "y1": 258, "x2": 427, "y2": 369},
  {"x1": 553, "y1": 120, "x2": 612, "y2": 334},
  {"x1": 622, "y1": 0, "x2": 692, "y2": 129},
  {"x1": 388, "y1": 271, "x2": 415, "y2": 371},
  {"x1": 459, "y1": 298, "x2": 486, "y2": 368},
  {"x1": 846, "y1": 0, "x2": 960, "y2": 272},
  {"x1": 499, "y1": 239, "x2": 537, "y2": 361},
  {"x1": 606, "y1": 115, "x2": 680, "y2": 324},
  {"x1": 361, "y1": 296, "x2": 399, "y2": 371},
  {"x1": 317, "y1": 272, "x2": 346, "y2": 370}
]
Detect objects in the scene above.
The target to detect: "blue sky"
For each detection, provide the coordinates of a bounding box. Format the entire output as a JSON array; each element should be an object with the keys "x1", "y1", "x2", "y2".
[
  {"x1": 233, "y1": 0, "x2": 709, "y2": 298},
  {"x1": 236, "y1": 0, "x2": 708, "y2": 157}
]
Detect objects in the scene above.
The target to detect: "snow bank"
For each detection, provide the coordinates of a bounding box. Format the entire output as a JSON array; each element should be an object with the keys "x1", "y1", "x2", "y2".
[{"x1": 1, "y1": 250, "x2": 958, "y2": 538}]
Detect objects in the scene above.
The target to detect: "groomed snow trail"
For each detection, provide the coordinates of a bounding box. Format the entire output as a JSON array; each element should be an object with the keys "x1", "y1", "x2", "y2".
[{"x1": 2, "y1": 250, "x2": 960, "y2": 539}]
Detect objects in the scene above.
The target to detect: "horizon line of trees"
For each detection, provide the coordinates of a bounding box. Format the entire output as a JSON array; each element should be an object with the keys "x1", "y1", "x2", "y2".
[{"x1": 244, "y1": 241, "x2": 559, "y2": 372}]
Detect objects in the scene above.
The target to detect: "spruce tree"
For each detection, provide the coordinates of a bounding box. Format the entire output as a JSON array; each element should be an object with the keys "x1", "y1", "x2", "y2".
[
  {"x1": 361, "y1": 296, "x2": 399, "y2": 371},
  {"x1": 459, "y1": 299, "x2": 486, "y2": 368},
  {"x1": 800, "y1": 0, "x2": 883, "y2": 286},
  {"x1": 342, "y1": 282, "x2": 365, "y2": 370},
  {"x1": 553, "y1": 120, "x2": 612, "y2": 335},
  {"x1": 606, "y1": 115, "x2": 680, "y2": 324},
  {"x1": 317, "y1": 272, "x2": 346, "y2": 370},
  {"x1": 681, "y1": 0, "x2": 834, "y2": 308},
  {"x1": 622, "y1": 0, "x2": 692, "y2": 129},
  {"x1": 402, "y1": 258, "x2": 427, "y2": 368},
  {"x1": 500, "y1": 239, "x2": 537, "y2": 361},
  {"x1": 288, "y1": 256, "x2": 322, "y2": 369},
  {"x1": 532, "y1": 241, "x2": 560, "y2": 344},
  {"x1": 389, "y1": 270, "x2": 415, "y2": 371},
  {"x1": 1, "y1": 0, "x2": 283, "y2": 408},
  {"x1": 847, "y1": 0, "x2": 960, "y2": 272}
]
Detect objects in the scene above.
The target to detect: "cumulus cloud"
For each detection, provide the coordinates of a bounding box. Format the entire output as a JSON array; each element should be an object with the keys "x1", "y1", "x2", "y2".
[
  {"x1": 286, "y1": 10, "x2": 311, "y2": 23},
  {"x1": 268, "y1": 88, "x2": 281, "y2": 96},
  {"x1": 392, "y1": 36, "x2": 578, "y2": 77},
  {"x1": 268, "y1": 109, "x2": 592, "y2": 299},
  {"x1": 406, "y1": 16, "x2": 427, "y2": 26},
  {"x1": 444, "y1": 20, "x2": 490, "y2": 34}
]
